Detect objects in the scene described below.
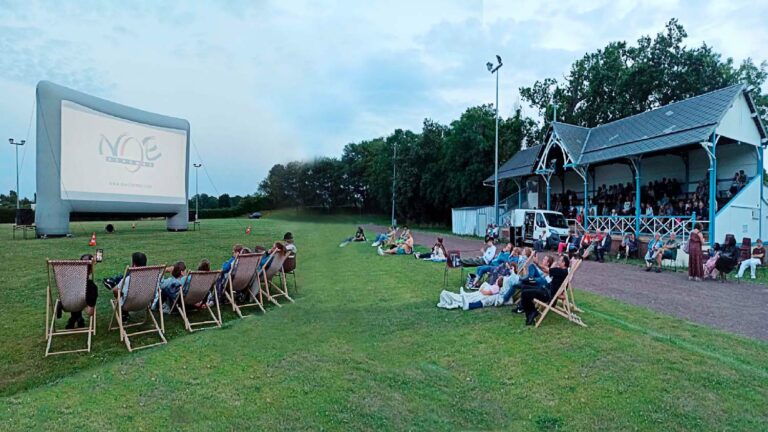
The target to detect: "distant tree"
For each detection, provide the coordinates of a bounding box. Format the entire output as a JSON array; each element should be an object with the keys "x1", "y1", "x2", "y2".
[{"x1": 218, "y1": 193, "x2": 231, "y2": 208}]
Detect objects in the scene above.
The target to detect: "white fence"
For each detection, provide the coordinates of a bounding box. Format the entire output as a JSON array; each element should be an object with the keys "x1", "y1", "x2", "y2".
[{"x1": 585, "y1": 215, "x2": 708, "y2": 241}]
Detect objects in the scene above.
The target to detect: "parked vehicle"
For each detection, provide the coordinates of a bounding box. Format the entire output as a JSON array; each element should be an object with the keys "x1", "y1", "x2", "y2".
[
  {"x1": 248, "y1": 212, "x2": 262, "y2": 219},
  {"x1": 508, "y1": 209, "x2": 569, "y2": 246}
]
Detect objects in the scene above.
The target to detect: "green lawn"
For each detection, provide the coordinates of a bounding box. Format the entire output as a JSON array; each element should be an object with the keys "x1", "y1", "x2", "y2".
[{"x1": 1, "y1": 214, "x2": 766, "y2": 430}]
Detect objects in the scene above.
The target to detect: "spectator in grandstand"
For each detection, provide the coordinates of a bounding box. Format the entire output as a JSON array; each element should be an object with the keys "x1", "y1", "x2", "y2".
[
  {"x1": 457, "y1": 237, "x2": 496, "y2": 267},
  {"x1": 736, "y1": 239, "x2": 765, "y2": 280},
  {"x1": 645, "y1": 233, "x2": 664, "y2": 272},
  {"x1": 687, "y1": 224, "x2": 705, "y2": 281},
  {"x1": 414, "y1": 237, "x2": 448, "y2": 262}
]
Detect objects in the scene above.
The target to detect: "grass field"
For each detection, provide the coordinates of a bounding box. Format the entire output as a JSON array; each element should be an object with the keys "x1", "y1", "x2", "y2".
[{"x1": 1, "y1": 214, "x2": 767, "y2": 430}]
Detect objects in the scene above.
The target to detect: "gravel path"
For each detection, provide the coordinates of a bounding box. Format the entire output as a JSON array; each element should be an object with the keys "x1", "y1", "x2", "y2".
[{"x1": 364, "y1": 224, "x2": 768, "y2": 342}]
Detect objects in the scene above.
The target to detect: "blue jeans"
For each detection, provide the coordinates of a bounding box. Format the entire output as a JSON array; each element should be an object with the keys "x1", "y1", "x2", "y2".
[
  {"x1": 475, "y1": 264, "x2": 494, "y2": 280},
  {"x1": 374, "y1": 234, "x2": 388, "y2": 243}
]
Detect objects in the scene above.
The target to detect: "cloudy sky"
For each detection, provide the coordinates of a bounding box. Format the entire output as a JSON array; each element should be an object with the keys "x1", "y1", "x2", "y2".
[{"x1": 0, "y1": 0, "x2": 766, "y2": 197}]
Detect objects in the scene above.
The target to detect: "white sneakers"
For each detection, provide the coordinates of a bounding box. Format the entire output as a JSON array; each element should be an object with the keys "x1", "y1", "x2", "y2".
[{"x1": 377, "y1": 246, "x2": 384, "y2": 256}]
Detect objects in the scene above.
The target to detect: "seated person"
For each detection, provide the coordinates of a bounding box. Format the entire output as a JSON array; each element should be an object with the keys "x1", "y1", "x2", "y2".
[
  {"x1": 533, "y1": 229, "x2": 549, "y2": 252},
  {"x1": 379, "y1": 233, "x2": 413, "y2": 255},
  {"x1": 737, "y1": 239, "x2": 765, "y2": 279},
  {"x1": 437, "y1": 269, "x2": 520, "y2": 311},
  {"x1": 398, "y1": 226, "x2": 411, "y2": 242},
  {"x1": 155, "y1": 261, "x2": 188, "y2": 313},
  {"x1": 557, "y1": 231, "x2": 575, "y2": 254},
  {"x1": 215, "y1": 244, "x2": 244, "y2": 300},
  {"x1": 372, "y1": 226, "x2": 396, "y2": 247},
  {"x1": 284, "y1": 232, "x2": 297, "y2": 252},
  {"x1": 617, "y1": 233, "x2": 638, "y2": 259},
  {"x1": 655, "y1": 232, "x2": 679, "y2": 270},
  {"x1": 339, "y1": 227, "x2": 365, "y2": 247},
  {"x1": 520, "y1": 255, "x2": 571, "y2": 325},
  {"x1": 595, "y1": 231, "x2": 611, "y2": 263},
  {"x1": 645, "y1": 233, "x2": 664, "y2": 272},
  {"x1": 103, "y1": 251, "x2": 148, "y2": 322},
  {"x1": 457, "y1": 238, "x2": 497, "y2": 267},
  {"x1": 415, "y1": 237, "x2": 447, "y2": 262},
  {"x1": 469, "y1": 243, "x2": 513, "y2": 287},
  {"x1": 715, "y1": 237, "x2": 739, "y2": 280},
  {"x1": 260, "y1": 241, "x2": 288, "y2": 270},
  {"x1": 577, "y1": 231, "x2": 594, "y2": 259},
  {"x1": 62, "y1": 254, "x2": 98, "y2": 329}
]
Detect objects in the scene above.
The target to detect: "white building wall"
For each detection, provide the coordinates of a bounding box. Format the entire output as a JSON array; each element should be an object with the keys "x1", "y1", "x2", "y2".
[
  {"x1": 715, "y1": 177, "x2": 761, "y2": 243},
  {"x1": 452, "y1": 206, "x2": 493, "y2": 237},
  {"x1": 717, "y1": 93, "x2": 763, "y2": 146}
]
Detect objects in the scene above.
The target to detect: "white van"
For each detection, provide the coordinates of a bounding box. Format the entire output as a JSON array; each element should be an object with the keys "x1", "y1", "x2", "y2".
[{"x1": 508, "y1": 209, "x2": 570, "y2": 246}]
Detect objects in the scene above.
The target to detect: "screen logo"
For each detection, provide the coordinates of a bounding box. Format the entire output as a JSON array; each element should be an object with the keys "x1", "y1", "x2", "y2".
[{"x1": 99, "y1": 134, "x2": 162, "y2": 173}]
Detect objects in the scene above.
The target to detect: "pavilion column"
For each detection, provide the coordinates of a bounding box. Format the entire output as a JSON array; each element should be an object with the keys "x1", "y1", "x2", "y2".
[
  {"x1": 546, "y1": 178, "x2": 551, "y2": 210},
  {"x1": 582, "y1": 165, "x2": 589, "y2": 229},
  {"x1": 628, "y1": 157, "x2": 642, "y2": 236},
  {"x1": 760, "y1": 146, "x2": 765, "y2": 239},
  {"x1": 708, "y1": 134, "x2": 718, "y2": 247}
]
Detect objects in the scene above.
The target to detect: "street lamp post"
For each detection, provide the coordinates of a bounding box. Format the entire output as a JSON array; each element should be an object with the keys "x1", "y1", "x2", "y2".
[
  {"x1": 391, "y1": 142, "x2": 397, "y2": 227},
  {"x1": 486, "y1": 55, "x2": 503, "y2": 225},
  {"x1": 193, "y1": 163, "x2": 202, "y2": 221},
  {"x1": 9, "y1": 139, "x2": 26, "y2": 217}
]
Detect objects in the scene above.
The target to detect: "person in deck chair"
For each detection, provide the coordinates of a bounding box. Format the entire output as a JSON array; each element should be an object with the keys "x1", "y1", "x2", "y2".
[
  {"x1": 60, "y1": 254, "x2": 98, "y2": 330},
  {"x1": 736, "y1": 239, "x2": 765, "y2": 280},
  {"x1": 654, "y1": 232, "x2": 679, "y2": 271},
  {"x1": 468, "y1": 243, "x2": 513, "y2": 287},
  {"x1": 520, "y1": 255, "x2": 570, "y2": 325},
  {"x1": 458, "y1": 237, "x2": 496, "y2": 267}
]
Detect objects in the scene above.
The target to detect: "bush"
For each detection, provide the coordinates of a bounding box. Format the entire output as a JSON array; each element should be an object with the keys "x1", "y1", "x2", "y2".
[{"x1": 0, "y1": 208, "x2": 14, "y2": 223}]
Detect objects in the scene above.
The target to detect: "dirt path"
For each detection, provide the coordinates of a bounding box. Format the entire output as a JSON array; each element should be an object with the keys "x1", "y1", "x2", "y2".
[{"x1": 364, "y1": 224, "x2": 768, "y2": 342}]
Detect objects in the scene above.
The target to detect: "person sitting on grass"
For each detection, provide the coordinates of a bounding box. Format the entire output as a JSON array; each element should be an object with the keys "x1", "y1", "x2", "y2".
[
  {"x1": 736, "y1": 239, "x2": 765, "y2": 280},
  {"x1": 103, "y1": 251, "x2": 148, "y2": 323},
  {"x1": 378, "y1": 232, "x2": 413, "y2": 256},
  {"x1": 468, "y1": 243, "x2": 513, "y2": 288},
  {"x1": 371, "y1": 226, "x2": 396, "y2": 247},
  {"x1": 645, "y1": 233, "x2": 664, "y2": 272},
  {"x1": 61, "y1": 254, "x2": 98, "y2": 330},
  {"x1": 339, "y1": 227, "x2": 366, "y2": 247},
  {"x1": 654, "y1": 232, "x2": 679, "y2": 271},
  {"x1": 520, "y1": 255, "x2": 571, "y2": 325},
  {"x1": 458, "y1": 237, "x2": 497, "y2": 267},
  {"x1": 414, "y1": 237, "x2": 447, "y2": 262}
]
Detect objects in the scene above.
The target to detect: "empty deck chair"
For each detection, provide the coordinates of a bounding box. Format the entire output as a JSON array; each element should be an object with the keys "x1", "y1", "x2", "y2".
[
  {"x1": 172, "y1": 270, "x2": 222, "y2": 332},
  {"x1": 534, "y1": 259, "x2": 585, "y2": 328},
  {"x1": 261, "y1": 252, "x2": 294, "y2": 306},
  {"x1": 223, "y1": 252, "x2": 265, "y2": 317},
  {"x1": 108, "y1": 265, "x2": 167, "y2": 352},
  {"x1": 44, "y1": 259, "x2": 97, "y2": 356}
]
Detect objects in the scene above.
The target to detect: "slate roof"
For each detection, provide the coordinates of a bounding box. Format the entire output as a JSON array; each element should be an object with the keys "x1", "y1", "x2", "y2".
[
  {"x1": 491, "y1": 83, "x2": 765, "y2": 180},
  {"x1": 484, "y1": 145, "x2": 542, "y2": 183}
]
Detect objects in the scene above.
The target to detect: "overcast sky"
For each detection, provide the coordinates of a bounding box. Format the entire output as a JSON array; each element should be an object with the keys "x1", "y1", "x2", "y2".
[{"x1": 0, "y1": 0, "x2": 766, "y2": 198}]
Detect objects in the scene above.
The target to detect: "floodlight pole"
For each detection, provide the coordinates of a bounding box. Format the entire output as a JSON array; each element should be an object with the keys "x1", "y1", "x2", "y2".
[
  {"x1": 391, "y1": 142, "x2": 397, "y2": 227},
  {"x1": 9, "y1": 138, "x2": 25, "y2": 212},
  {"x1": 488, "y1": 56, "x2": 503, "y2": 225},
  {"x1": 193, "y1": 163, "x2": 202, "y2": 221}
]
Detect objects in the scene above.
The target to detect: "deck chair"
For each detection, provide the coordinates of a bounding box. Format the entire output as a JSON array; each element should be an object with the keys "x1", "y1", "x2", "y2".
[
  {"x1": 223, "y1": 252, "x2": 265, "y2": 317},
  {"x1": 534, "y1": 259, "x2": 586, "y2": 328},
  {"x1": 516, "y1": 253, "x2": 535, "y2": 277},
  {"x1": 443, "y1": 250, "x2": 464, "y2": 287},
  {"x1": 171, "y1": 270, "x2": 222, "y2": 332},
  {"x1": 261, "y1": 252, "x2": 294, "y2": 306},
  {"x1": 283, "y1": 252, "x2": 298, "y2": 291},
  {"x1": 44, "y1": 259, "x2": 97, "y2": 356},
  {"x1": 108, "y1": 265, "x2": 167, "y2": 352}
]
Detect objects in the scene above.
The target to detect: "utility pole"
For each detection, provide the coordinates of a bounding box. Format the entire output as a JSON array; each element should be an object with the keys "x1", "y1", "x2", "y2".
[
  {"x1": 9, "y1": 139, "x2": 25, "y2": 220},
  {"x1": 486, "y1": 55, "x2": 503, "y2": 225},
  {"x1": 391, "y1": 142, "x2": 397, "y2": 227},
  {"x1": 193, "y1": 163, "x2": 202, "y2": 221}
]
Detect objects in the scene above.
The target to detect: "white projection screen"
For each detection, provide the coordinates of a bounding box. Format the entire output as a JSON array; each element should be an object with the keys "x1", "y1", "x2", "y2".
[
  {"x1": 36, "y1": 81, "x2": 190, "y2": 236},
  {"x1": 60, "y1": 101, "x2": 187, "y2": 204}
]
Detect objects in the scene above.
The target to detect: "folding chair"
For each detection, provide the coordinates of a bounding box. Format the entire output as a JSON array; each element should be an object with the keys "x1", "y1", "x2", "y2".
[
  {"x1": 171, "y1": 270, "x2": 222, "y2": 332},
  {"x1": 283, "y1": 252, "x2": 298, "y2": 291},
  {"x1": 261, "y1": 252, "x2": 294, "y2": 306},
  {"x1": 223, "y1": 252, "x2": 265, "y2": 318},
  {"x1": 108, "y1": 265, "x2": 167, "y2": 352},
  {"x1": 443, "y1": 250, "x2": 464, "y2": 287},
  {"x1": 516, "y1": 253, "x2": 535, "y2": 277},
  {"x1": 44, "y1": 259, "x2": 97, "y2": 356},
  {"x1": 534, "y1": 259, "x2": 586, "y2": 328}
]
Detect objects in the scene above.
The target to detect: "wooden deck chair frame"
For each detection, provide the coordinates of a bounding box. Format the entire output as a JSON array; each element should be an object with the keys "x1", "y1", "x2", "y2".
[
  {"x1": 44, "y1": 259, "x2": 97, "y2": 356},
  {"x1": 108, "y1": 264, "x2": 167, "y2": 352},
  {"x1": 534, "y1": 259, "x2": 585, "y2": 328},
  {"x1": 516, "y1": 253, "x2": 536, "y2": 277},
  {"x1": 223, "y1": 252, "x2": 265, "y2": 318},
  {"x1": 171, "y1": 270, "x2": 222, "y2": 332},
  {"x1": 261, "y1": 252, "x2": 294, "y2": 306}
]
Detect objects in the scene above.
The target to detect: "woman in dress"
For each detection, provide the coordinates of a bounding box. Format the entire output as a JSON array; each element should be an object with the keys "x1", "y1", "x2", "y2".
[{"x1": 687, "y1": 224, "x2": 704, "y2": 281}]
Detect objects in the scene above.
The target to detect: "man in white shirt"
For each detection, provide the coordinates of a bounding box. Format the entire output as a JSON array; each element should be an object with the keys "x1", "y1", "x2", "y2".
[
  {"x1": 460, "y1": 238, "x2": 497, "y2": 267},
  {"x1": 283, "y1": 232, "x2": 297, "y2": 253}
]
